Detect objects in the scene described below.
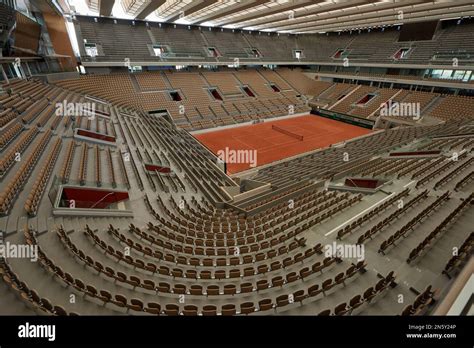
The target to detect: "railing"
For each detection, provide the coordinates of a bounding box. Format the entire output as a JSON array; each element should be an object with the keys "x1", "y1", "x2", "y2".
[
  {"x1": 432, "y1": 50, "x2": 474, "y2": 61},
  {"x1": 49, "y1": 175, "x2": 129, "y2": 192}
]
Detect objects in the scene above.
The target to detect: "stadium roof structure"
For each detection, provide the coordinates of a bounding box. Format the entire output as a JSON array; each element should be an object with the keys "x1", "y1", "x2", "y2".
[{"x1": 77, "y1": 0, "x2": 474, "y2": 33}]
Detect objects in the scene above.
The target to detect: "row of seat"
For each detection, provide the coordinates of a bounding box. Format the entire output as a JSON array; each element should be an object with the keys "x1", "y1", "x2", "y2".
[
  {"x1": 95, "y1": 145, "x2": 101, "y2": 186},
  {"x1": 379, "y1": 191, "x2": 450, "y2": 254},
  {"x1": 396, "y1": 158, "x2": 431, "y2": 179},
  {"x1": 337, "y1": 189, "x2": 409, "y2": 240},
  {"x1": 159, "y1": 193, "x2": 360, "y2": 239},
  {"x1": 0, "y1": 127, "x2": 38, "y2": 177},
  {"x1": 407, "y1": 194, "x2": 473, "y2": 264},
  {"x1": 429, "y1": 95, "x2": 474, "y2": 121},
  {"x1": 115, "y1": 194, "x2": 358, "y2": 257},
  {"x1": 356, "y1": 190, "x2": 428, "y2": 245},
  {"x1": 50, "y1": 112, "x2": 63, "y2": 130},
  {"x1": 32, "y1": 226, "x2": 366, "y2": 316},
  {"x1": 434, "y1": 157, "x2": 474, "y2": 190},
  {"x1": 454, "y1": 170, "x2": 474, "y2": 191},
  {"x1": 3, "y1": 95, "x2": 34, "y2": 113},
  {"x1": 59, "y1": 226, "x2": 354, "y2": 297},
  {"x1": 0, "y1": 258, "x2": 71, "y2": 316},
  {"x1": 149, "y1": 194, "x2": 337, "y2": 242},
  {"x1": 106, "y1": 147, "x2": 117, "y2": 188},
  {"x1": 243, "y1": 182, "x2": 315, "y2": 211},
  {"x1": 357, "y1": 158, "x2": 399, "y2": 177},
  {"x1": 21, "y1": 98, "x2": 49, "y2": 124},
  {"x1": 411, "y1": 157, "x2": 445, "y2": 179},
  {"x1": 0, "y1": 108, "x2": 17, "y2": 128},
  {"x1": 24, "y1": 138, "x2": 62, "y2": 216},
  {"x1": 323, "y1": 271, "x2": 397, "y2": 316},
  {"x1": 254, "y1": 125, "x2": 437, "y2": 187},
  {"x1": 154, "y1": 192, "x2": 355, "y2": 239},
  {"x1": 0, "y1": 130, "x2": 52, "y2": 215},
  {"x1": 416, "y1": 153, "x2": 468, "y2": 188},
  {"x1": 89, "y1": 225, "x2": 328, "y2": 273},
  {"x1": 73, "y1": 15, "x2": 474, "y2": 68},
  {"x1": 442, "y1": 232, "x2": 474, "y2": 278},
  {"x1": 401, "y1": 286, "x2": 439, "y2": 315},
  {"x1": 0, "y1": 122, "x2": 23, "y2": 149},
  {"x1": 59, "y1": 140, "x2": 75, "y2": 184},
  {"x1": 78, "y1": 142, "x2": 88, "y2": 185},
  {"x1": 56, "y1": 71, "x2": 309, "y2": 132}
]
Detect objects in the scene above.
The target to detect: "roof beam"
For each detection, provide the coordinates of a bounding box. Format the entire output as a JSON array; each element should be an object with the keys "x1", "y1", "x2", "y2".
[
  {"x1": 240, "y1": 0, "x2": 373, "y2": 29},
  {"x1": 216, "y1": 0, "x2": 316, "y2": 27},
  {"x1": 135, "y1": 0, "x2": 166, "y2": 19},
  {"x1": 193, "y1": 0, "x2": 269, "y2": 25},
  {"x1": 260, "y1": 0, "x2": 434, "y2": 32},
  {"x1": 166, "y1": 0, "x2": 219, "y2": 22},
  {"x1": 99, "y1": 0, "x2": 115, "y2": 16},
  {"x1": 289, "y1": 5, "x2": 474, "y2": 33},
  {"x1": 252, "y1": 0, "x2": 440, "y2": 30}
]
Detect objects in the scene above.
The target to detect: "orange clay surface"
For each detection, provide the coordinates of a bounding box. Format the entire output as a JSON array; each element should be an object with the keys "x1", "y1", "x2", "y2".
[{"x1": 194, "y1": 115, "x2": 372, "y2": 174}]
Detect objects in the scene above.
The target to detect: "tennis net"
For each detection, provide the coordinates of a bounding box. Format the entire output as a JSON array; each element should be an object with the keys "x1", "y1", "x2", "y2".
[{"x1": 271, "y1": 124, "x2": 304, "y2": 141}]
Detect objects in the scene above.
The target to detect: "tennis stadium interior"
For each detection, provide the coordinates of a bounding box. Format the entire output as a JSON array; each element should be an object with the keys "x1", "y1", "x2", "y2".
[{"x1": 0, "y1": 0, "x2": 473, "y2": 317}]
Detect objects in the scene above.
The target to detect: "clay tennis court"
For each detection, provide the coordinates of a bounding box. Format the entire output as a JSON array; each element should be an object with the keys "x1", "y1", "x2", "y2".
[{"x1": 194, "y1": 115, "x2": 373, "y2": 174}]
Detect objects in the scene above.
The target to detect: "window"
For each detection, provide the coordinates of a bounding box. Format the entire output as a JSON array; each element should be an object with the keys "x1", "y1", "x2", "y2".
[
  {"x1": 269, "y1": 84, "x2": 280, "y2": 92},
  {"x1": 356, "y1": 94, "x2": 377, "y2": 105},
  {"x1": 431, "y1": 69, "x2": 444, "y2": 79},
  {"x1": 333, "y1": 49, "x2": 346, "y2": 59},
  {"x1": 251, "y1": 48, "x2": 262, "y2": 58},
  {"x1": 452, "y1": 70, "x2": 466, "y2": 81},
  {"x1": 153, "y1": 45, "x2": 166, "y2": 57},
  {"x1": 294, "y1": 50, "x2": 304, "y2": 59},
  {"x1": 85, "y1": 43, "x2": 98, "y2": 57},
  {"x1": 208, "y1": 88, "x2": 223, "y2": 101},
  {"x1": 241, "y1": 86, "x2": 256, "y2": 97},
  {"x1": 207, "y1": 47, "x2": 221, "y2": 58},
  {"x1": 169, "y1": 91, "x2": 182, "y2": 101},
  {"x1": 441, "y1": 70, "x2": 453, "y2": 79},
  {"x1": 393, "y1": 48, "x2": 411, "y2": 60},
  {"x1": 463, "y1": 71, "x2": 472, "y2": 82}
]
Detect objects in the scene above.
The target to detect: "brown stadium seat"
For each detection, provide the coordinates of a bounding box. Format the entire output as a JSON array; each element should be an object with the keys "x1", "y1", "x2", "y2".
[
  {"x1": 240, "y1": 302, "x2": 255, "y2": 315},
  {"x1": 190, "y1": 285, "x2": 203, "y2": 295},
  {"x1": 129, "y1": 299, "x2": 144, "y2": 312},
  {"x1": 334, "y1": 303, "x2": 350, "y2": 316},
  {"x1": 182, "y1": 305, "x2": 198, "y2": 316},
  {"x1": 202, "y1": 305, "x2": 217, "y2": 316},
  {"x1": 221, "y1": 304, "x2": 236, "y2": 316},
  {"x1": 256, "y1": 280, "x2": 269, "y2": 291},
  {"x1": 206, "y1": 285, "x2": 220, "y2": 296},
  {"x1": 276, "y1": 295, "x2": 290, "y2": 308},
  {"x1": 240, "y1": 283, "x2": 254, "y2": 293},
  {"x1": 258, "y1": 299, "x2": 273, "y2": 312},
  {"x1": 3, "y1": 64, "x2": 471, "y2": 326},
  {"x1": 145, "y1": 302, "x2": 161, "y2": 315},
  {"x1": 224, "y1": 284, "x2": 237, "y2": 296},
  {"x1": 164, "y1": 304, "x2": 180, "y2": 316}
]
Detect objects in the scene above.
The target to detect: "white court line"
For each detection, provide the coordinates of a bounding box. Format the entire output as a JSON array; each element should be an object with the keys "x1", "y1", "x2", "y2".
[{"x1": 324, "y1": 180, "x2": 416, "y2": 237}]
